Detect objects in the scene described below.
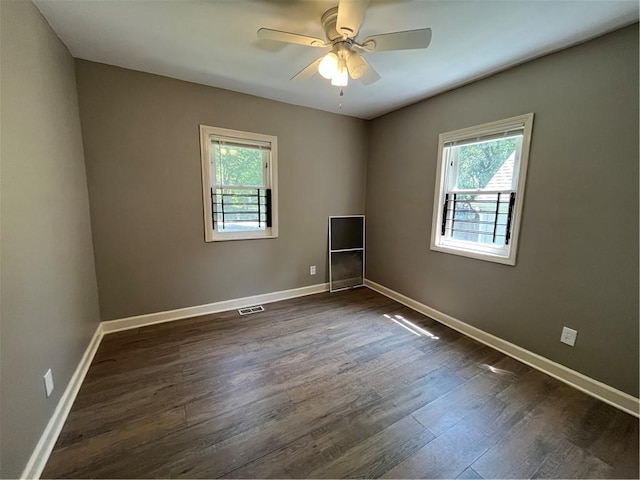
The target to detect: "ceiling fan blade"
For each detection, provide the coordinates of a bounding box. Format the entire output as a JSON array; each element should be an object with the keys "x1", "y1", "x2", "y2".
[
  {"x1": 257, "y1": 28, "x2": 327, "y2": 48},
  {"x1": 291, "y1": 57, "x2": 322, "y2": 81},
  {"x1": 358, "y1": 56, "x2": 380, "y2": 85},
  {"x1": 336, "y1": 0, "x2": 369, "y2": 38},
  {"x1": 362, "y1": 28, "x2": 432, "y2": 52}
]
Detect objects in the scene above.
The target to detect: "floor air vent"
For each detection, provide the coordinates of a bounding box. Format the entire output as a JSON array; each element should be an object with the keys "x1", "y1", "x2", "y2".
[{"x1": 238, "y1": 305, "x2": 265, "y2": 315}]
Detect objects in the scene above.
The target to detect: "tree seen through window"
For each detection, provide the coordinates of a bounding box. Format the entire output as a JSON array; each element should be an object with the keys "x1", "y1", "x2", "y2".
[{"x1": 455, "y1": 137, "x2": 516, "y2": 190}]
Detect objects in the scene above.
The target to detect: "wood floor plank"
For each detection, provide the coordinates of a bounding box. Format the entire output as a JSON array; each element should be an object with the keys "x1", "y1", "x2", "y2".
[
  {"x1": 223, "y1": 366, "x2": 463, "y2": 479},
  {"x1": 306, "y1": 367, "x2": 464, "y2": 472},
  {"x1": 54, "y1": 369, "x2": 186, "y2": 449},
  {"x1": 353, "y1": 346, "x2": 438, "y2": 397},
  {"x1": 563, "y1": 395, "x2": 640, "y2": 478},
  {"x1": 42, "y1": 288, "x2": 639, "y2": 479},
  {"x1": 381, "y1": 414, "x2": 491, "y2": 479},
  {"x1": 411, "y1": 356, "x2": 525, "y2": 436},
  {"x1": 531, "y1": 439, "x2": 615, "y2": 479},
  {"x1": 389, "y1": 369, "x2": 560, "y2": 480},
  {"x1": 307, "y1": 415, "x2": 434, "y2": 479},
  {"x1": 41, "y1": 405, "x2": 186, "y2": 478},
  {"x1": 471, "y1": 383, "x2": 600, "y2": 479},
  {"x1": 163, "y1": 380, "x2": 382, "y2": 478},
  {"x1": 456, "y1": 467, "x2": 483, "y2": 479},
  {"x1": 184, "y1": 390, "x2": 293, "y2": 429},
  {"x1": 220, "y1": 434, "x2": 326, "y2": 479}
]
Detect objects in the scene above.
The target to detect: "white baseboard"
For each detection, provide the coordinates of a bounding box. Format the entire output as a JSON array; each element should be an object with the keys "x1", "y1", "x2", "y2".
[
  {"x1": 21, "y1": 324, "x2": 104, "y2": 480},
  {"x1": 101, "y1": 282, "x2": 329, "y2": 334},
  {"x1": 365, "y1": 279, "x2": 639, "y2": 418}
]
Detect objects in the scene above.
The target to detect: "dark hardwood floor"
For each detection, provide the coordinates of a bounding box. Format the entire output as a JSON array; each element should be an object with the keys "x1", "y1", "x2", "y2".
[{"x1": 42, "y1": 288, "x2": 639, "y2": 479}]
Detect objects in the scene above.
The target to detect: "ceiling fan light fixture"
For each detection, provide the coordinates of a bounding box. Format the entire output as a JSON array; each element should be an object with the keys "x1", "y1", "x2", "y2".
[
  {"x1": 318, "y1": 51, "x2": 339, "y2": 79},
  {"x1": 331, "y1": 64, "x2": 349, "y2": 86},
  {"x1": 346, "y1": 52, "x2": 367, "y2": 79}
]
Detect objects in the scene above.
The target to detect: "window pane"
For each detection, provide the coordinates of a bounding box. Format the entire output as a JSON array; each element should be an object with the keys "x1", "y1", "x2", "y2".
[
  {"x1": 453, "y1": 135, "x2": 519, "y2": 190},
  {"x1": 446, "y1": 192, "x2": 512, "y2": 247},
  {"x1": 213, "y1": 188, "x2": 267, "y2": 233},
  {"x1": 214, "y1": 143, "x2": 265, "y2": 188}
]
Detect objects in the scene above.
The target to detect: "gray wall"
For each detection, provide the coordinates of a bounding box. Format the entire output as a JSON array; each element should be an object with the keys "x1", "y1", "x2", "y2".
[
  {"x1": 365, "y1": 24, "x2": 639, "y2": 396},
  {"x1": 74, "y1": 61, "x2": 368, "y2": 321},
  {"x1": 1, "y1": 10, "x2": 635, "y2": 475},
  {"x1": 0, "y1": 1, "x2": 101, "y2": 477}
]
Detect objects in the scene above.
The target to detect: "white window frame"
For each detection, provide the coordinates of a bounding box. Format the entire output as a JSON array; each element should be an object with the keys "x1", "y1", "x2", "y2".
[
  {"x1": 199, "y1": 125, "x2": 278, "y2": 242},
  {"x1": 430, "y1": 113, "x2": 534, "y2": 265}
]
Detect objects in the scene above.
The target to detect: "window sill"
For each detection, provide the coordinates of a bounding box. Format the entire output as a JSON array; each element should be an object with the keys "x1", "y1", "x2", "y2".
[
  {"x1": 206, "y1": 233, "x2": 279, "y2": 242},
  {"x1": 430, "y1": 242, "x2": 516, "y2": 266}
]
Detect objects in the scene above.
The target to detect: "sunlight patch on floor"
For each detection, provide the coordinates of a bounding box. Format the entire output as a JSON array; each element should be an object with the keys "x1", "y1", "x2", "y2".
[
  {"x1": 482, "y1": 363, "x2": 514, "y2": 375},
  {"x1": 384, "y1": 313, "x2": 439, "y2": 339}
]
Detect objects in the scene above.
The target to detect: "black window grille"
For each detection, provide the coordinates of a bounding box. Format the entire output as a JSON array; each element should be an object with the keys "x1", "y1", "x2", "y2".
[
  {"x1": 441, "y1": 191, "x2": 516, "y2": 246},
  {"x1": 211, "y1": 188, "x2": 272, "y2": 232}
]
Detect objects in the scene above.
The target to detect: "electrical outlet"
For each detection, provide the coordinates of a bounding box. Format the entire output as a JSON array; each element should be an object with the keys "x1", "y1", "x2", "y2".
[
  {"x1": 310, "y1": 265, "x2": 316, "y2": 275},
  {"x1": 43, "y1": 369, "x2": 54, "y2": 397},
  {"x1": 560, "y1": 327, "x2": 578, "y2": 347}
]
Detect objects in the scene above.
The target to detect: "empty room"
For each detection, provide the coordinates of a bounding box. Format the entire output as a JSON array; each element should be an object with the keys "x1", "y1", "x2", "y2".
[{"x1": 1, "y1": 0, "x2": 638, "y2": 478}]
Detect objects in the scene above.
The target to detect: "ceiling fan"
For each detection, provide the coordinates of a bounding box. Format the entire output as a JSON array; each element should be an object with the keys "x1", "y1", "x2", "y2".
[{"x1": 257, "y1": 0, "x2": 432, "y2": 88}]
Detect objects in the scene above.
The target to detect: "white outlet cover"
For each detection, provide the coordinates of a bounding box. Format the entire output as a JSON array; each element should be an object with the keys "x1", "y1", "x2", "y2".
[
  {"x1": 310, "y1": 265, "x2": 316, "y2": 275},
  {"x1": 561, "y1": 327, "x2": 578, "y2": 347},
  {"x1": 43, "y1": 369, "x2": 54, "y2": 397}
]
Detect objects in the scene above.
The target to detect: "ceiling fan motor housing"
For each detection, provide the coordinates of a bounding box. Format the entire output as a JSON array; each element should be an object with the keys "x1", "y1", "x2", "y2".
[{"x1": 321, "y1": 7, "x2": 342, "y2": 42}]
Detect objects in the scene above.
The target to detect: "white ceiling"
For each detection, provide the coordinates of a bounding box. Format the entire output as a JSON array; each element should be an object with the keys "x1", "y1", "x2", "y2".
[{"x1": 34, "y1": 0, "x2": 638, "y2": 120}]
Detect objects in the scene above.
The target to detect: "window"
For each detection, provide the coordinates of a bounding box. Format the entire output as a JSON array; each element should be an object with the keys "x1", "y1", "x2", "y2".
[
  {"x1": 430, "y1": 113, "x2": 534, "y2": 265},
  {"x1": 200, "y1": 125, "x2": 278, "y2": 242}
]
